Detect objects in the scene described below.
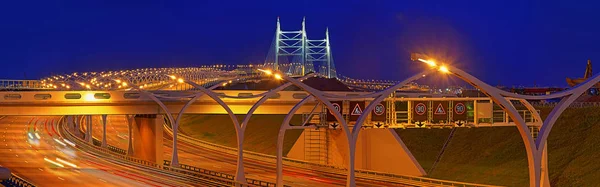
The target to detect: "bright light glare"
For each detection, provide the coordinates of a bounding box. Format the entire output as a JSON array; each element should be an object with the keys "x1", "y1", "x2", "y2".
[
  {"x1": 84, "y1": 93, "x2": 96, "y2": 101},
  {"x1": 28, "y1": 133, "x2": 34, "y2": 139},
  {"x1": 418, "y1": 58, "x2": 437, "y2": 67},
  {"x1": 115, "y1": 79, "x2": 122, "y2": 83},
  {"x1": 169, "y1": 75, "x2": 177, "y2": 80},
  {"x1": 56, "y1": 158, "x2": 78, "y2": 168},
  {"x1": 63, "y1": 139, "x2": 76, "y2": 147},
  {"x1": 258, "y1": 69, "x2": 273, "y2": 75},
  {"x1": 44, "y1": 158, "x2": 64, "y2": 168},
  {"x1": 54, "y1": 138, "x2": 67, "y2": 146},
  {"x1": 34, "y1": 132, "x2": 41, "y2": 139},
  {"x1": 177, "y1": 78, "x2": 184, "y2": 83},
  {"x1": 274, "y1": 74, "x2": 282, "y2": 80},
  {"x1": 439, "y1": 66, "x2": 450, "y2": 73}
]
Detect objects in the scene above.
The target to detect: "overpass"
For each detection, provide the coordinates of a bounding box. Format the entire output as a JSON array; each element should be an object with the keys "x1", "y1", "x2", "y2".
[{"x1": 2, "y1": 20, "x2": 598, "y2": 187}]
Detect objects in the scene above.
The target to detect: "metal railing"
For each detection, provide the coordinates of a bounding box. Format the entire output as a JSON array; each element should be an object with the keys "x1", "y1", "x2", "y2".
[
  {"x1": 163, "y1": 160, "x2": 285, "y2": 187},
  {"x1": 0, "y1": 173, "x2": 36, "y2": 187},
  {"x1": 0, "y1": 79, "x2": 47, "y2": 90}
]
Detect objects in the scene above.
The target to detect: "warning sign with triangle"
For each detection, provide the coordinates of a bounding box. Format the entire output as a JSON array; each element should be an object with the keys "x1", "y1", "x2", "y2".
[
  {"x1": 434, "y1": 103, "x2": 446, "y2": 115},
  {"x1": 351, "y1": 103, "x2": 363, "y2": 115},
  {"x1": 349, "y1": 101, "x2": 365, "y2": 121}
]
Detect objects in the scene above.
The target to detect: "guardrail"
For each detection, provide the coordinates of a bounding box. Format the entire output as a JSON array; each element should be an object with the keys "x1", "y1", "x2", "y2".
[
  {"x1": 163, "y1": 120, "x2": 500, "y2": 187},
  {"x1": 0, "y1": 173, "x2": 36, "y2": 187},
  {"x1": 163, "y1": 160, "x2": 285, "y2": 187},
  {"x1": 91, "y1": 138, "x2": 127, "y2": 155}
]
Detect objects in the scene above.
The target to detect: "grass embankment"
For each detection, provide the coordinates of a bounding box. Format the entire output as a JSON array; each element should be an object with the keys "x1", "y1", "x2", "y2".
[
  {"x1": 178, "y1": 114, "x2": 303, "y2": 156},
  {"x1": 180, "y1": 107, "x2": 600, "y2": 186},
  {"x1": 399, "y1": 107, "x2": 600, "y2": 186}
]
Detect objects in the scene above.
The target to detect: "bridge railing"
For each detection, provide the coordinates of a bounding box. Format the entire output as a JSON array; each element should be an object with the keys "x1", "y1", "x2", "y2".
[
  {"x1": 0, "y1": 173, "x2": 36, "y2": 187},
  {"x1": 0, "y1": 79, "x2": 46, "y2": 90}
]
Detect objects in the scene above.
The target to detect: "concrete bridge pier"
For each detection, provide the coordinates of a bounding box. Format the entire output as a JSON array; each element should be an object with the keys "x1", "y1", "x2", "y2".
[
  {"x1": 126, "y1": 115, "x2": 135, "y2": 156},
  {"x1": 101, "y1": 115, "x2": 107, "y2": 148},
  {"x1": 73, "y1": 116, "x2": 82, "y2": 138},
  {"x1": 132, "y1": 114, "x2": 164, "y2": 164},
  {"x1": 85, "y1": 115, "x2": 93, "y2": 144},
  {"x1": 288, "y1": 128, "x2": 425, "y2": 176}
]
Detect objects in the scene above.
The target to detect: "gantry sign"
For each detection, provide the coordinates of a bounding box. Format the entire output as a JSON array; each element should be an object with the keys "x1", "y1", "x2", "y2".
[{"x1": 324, "y1": 98, "x2": 535, "y2": 128}]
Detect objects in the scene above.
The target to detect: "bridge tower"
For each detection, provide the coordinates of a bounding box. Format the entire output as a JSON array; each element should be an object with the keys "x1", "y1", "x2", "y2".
[{"x1": 267, "y1": 17, "x2": 337, "y2": 78}]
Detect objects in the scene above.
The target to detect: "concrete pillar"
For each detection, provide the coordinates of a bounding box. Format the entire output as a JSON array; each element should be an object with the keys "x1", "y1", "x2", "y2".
[
  {"x1": 101, "y1": 115, "x2": 107, "y2": 148},
  {"x1": 74, "y1": 116, "x2": 81, "y2": 137},
  {"x1": 126, "y1": 115, "x2": 134, "y2": 156},
  {"x1": 66, "y1": 116, "x2": 74, "y2": 133},
  {"x1": 287, "y1": 128, "x2": 425, "y2": 176},
  {"x1": 132, "y1": 114, "x2": 164, "y2": 164},
  {"x1": 86, "y1": 115, "x2": 93, "y2": 144}
]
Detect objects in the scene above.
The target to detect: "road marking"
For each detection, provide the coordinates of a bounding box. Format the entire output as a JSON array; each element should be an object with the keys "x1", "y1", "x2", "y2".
[
  {"x1": 99, "y1": 178, "x2": 108, "y2": 183},
  {"x1": 58, "y1": 177, "x2": 65, "y2": 181},
  {"x1": 38, "y1": 168, "x2": 44, "y2": 171}
]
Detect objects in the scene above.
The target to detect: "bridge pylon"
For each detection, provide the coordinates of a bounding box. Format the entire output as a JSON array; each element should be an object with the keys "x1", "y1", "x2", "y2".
[{"x1": 266, "y1": 17, "x2": 337, "y2": 78}]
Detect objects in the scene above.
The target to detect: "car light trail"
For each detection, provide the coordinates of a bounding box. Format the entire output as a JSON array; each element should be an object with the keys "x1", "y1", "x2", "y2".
[
  {"x1": 44, "y1": 158, "x2": 65, "y2": 168},
  {"x1": 56, "y1": 158, "x2": 78, "y2": 168}
]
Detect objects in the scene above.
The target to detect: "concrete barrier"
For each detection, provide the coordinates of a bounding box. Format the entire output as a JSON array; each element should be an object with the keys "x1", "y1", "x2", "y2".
[{"x1": 0, "y1": 167, "x2": 10, "y2": 180}]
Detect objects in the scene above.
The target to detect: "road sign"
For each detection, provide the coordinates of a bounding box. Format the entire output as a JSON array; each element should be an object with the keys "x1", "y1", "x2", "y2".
[
  {"x1": 453, "y1": 101, "x2": 468, "y2": 121},
  {"x1": 412, "y1": 101, "x2": 428, "y2": 121},
  {"x1": 349, "y1": 101, "x2": 365, "y2": 121},
  {"x1": 327, "y1": 101, "x2": 343, "y2": 122},
  {"x1": 432, "y1": 101, "x2": 449, "y2": 122},
  {"x1": 371, "y1": 102, "x2": 386, "y2": 122}
]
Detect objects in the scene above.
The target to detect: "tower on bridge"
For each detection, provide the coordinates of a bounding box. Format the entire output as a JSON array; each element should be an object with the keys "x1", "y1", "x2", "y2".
[{"x1": 264, "y1": 17, "x2": 337, "y2": 78}]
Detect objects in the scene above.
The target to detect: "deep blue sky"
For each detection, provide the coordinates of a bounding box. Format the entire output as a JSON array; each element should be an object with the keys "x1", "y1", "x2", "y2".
[{"x1": 1, "y1": 1, "x2": 599, "y2": 87}]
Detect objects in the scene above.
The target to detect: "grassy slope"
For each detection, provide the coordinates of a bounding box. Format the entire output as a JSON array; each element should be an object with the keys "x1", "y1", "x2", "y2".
[
  {"x1": 399, "y1": 107, "x2": 600, "y2": 186},
  {"x1": 179, "y1": 107, "x2": 600, "y2": 186},
  {"x1": 178, "y1": 114, "x2": 303, "y2": 156}
]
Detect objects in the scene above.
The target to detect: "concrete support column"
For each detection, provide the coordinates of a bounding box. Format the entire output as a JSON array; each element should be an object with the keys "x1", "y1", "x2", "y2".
[
  {"x1": 126, "y1": 115, "x2": 134, "y2": 156},
  {"x1": 101, "y1": 114, "x2": 107, "y2": 148},
  {"x1": 74, "y1": 116, "x2": 81, "y2": 137},
  {"x1": 66, "y1": 116, "x2": 74, "y2": 133},
  {"x1": 132, "y1": 114, "x2": 164, "y2": 164},
  {"x1": 86, "y1": 115, "x2": 93, "y2": 144},
  {"x1": 170, "y1": 120, "x2": 179, "y2": 167}
]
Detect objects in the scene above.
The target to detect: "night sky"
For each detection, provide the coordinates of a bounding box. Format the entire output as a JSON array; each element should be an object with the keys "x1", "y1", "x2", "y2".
[{"x1": 1, "y1": 1, "x2": 599, "y2": 87}]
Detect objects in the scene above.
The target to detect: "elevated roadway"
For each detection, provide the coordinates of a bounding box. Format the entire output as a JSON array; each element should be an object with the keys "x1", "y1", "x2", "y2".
[{"x1": 0, "y1": 116, "x2": 207, "y2": 187}]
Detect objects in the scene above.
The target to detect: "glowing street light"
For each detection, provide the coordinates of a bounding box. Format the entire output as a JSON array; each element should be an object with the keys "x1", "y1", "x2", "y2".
[
  {"x1": 177, "y1": 78, "x2": 184, "y2": 83},
  {"x1": 438, "y1": 65, "x2": 450, "y2": 73},
  {"x1": 274, "y1": 73, "x2": 282, "y2": 80},
  {"x1": 411, "y1": 53, "x2": 451, "y2": 74}
]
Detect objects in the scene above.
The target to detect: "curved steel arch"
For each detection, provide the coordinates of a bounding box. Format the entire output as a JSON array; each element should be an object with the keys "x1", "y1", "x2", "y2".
[
  {"x1": 276, "y1": 95, "x2": 315, "y2": 186},
  {"x1": 448, "y1": 67, "x2": 541, "y2": 186}
]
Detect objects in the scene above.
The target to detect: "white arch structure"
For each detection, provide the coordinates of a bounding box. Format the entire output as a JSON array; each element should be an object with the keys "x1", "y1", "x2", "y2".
[{"x1": 84, "y1": 64, "x2": 599, "y2": 187}]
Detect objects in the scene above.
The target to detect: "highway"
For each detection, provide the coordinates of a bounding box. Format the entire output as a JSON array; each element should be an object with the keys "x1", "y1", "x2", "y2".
[
  {"x1": 0, "y1": 116, "x2": 196, "y2": 187},
  {"x1": 87, "y1": 115, "x2": 413, "y2": 187}
]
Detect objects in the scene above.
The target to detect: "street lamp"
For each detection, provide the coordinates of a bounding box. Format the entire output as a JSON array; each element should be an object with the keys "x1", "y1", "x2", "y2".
[{"x1": 411, "y1": 53, "x2": 451, "y2": 74}]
